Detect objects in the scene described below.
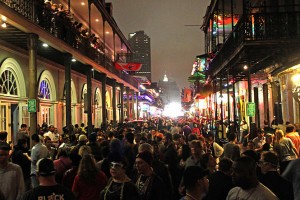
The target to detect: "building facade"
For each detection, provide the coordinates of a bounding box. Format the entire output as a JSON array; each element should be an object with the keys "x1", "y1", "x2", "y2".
[
  {"x1": 0, "y1": 0, "x2": 139, "y2": 142},
  {"x1": 128, "y1": 31, "x2": 152, "y2": 81},
  {"x1": 201, "y1": 0, "x2": 300, "y2": 131}
]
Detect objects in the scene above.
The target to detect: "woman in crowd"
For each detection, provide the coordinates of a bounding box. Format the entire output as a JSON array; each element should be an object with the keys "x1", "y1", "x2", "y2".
[
  {"x1": 100, "y1": 157, "x2": 140, "y2": 200},
  {"x1": 72, "y1": 154, "x2": 108, "y2": 200}
]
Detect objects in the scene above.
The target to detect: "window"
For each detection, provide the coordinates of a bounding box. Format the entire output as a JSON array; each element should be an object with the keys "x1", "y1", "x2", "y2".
[{"x1": 0, "y1": 70, "x2": 18, "y2": 95}]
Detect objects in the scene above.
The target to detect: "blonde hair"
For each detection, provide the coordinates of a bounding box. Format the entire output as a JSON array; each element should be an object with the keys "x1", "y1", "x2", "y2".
[
  {"x1": 274, "y1": 129, "x2": 284, "y2": 143},
  {"x1": 78, "y1": 145, "x2": 92, "y2": 157}
]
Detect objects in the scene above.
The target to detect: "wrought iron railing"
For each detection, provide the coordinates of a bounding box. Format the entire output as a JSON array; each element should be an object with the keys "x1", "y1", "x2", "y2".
[
  {"x1": 0, "y1": 0, "x2": 138, "y2": 88},
  {"x1": 209, "y1": 11, "x2": 300, "y2": 75}
]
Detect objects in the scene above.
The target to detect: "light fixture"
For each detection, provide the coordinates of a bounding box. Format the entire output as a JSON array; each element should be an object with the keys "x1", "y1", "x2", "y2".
[
  {"x1": 95, "y1": 19, "x2": 99, "y2": 22},
  {"x1": 243, "y1": 65, "x2": 248, "y2": 70},
  {"x1": 1, "y1": 15, "x2": 7, "y2": 21},
  {"x1": 42, "y1": 43, "x2": 48, "y2": 47},
  {"x1": 105, "y1": 31, "x2": 109, "y2": 34},
  {"x1": 71, "y1": 58, "x2": 76, "y2": 62},
  {"x1": 81, "y1": 2, "x2": 85, "y2": 5},
  {"x1": 1, "y1": 22, "x2": 6, "y2": 28}
]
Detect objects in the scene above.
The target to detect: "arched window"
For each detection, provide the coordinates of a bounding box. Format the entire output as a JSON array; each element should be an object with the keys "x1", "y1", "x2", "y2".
[
  {"x1": 0, "y1": 70, "x2": 18, "y2": 95},
  {"x1": 39, "y1": 80, "x2": 51, "y2": 99}
]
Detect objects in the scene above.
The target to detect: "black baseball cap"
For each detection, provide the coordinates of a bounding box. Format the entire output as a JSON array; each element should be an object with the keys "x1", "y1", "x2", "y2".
[{"x1": 36, "y1": 158, "x2": 56, "y2": 176}]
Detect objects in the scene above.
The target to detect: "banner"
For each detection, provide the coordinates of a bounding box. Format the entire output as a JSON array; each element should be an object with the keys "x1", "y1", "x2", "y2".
[{"x1": 115, "y1": 62, "x2": 142, "y2": 71}]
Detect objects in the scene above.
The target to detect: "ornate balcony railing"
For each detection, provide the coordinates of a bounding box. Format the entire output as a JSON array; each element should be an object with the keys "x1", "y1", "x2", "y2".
[
  {"x1": 0, "y1": 0, "x2": 138, "y2": 88},
  {"x1": 209, "y1": 11, "x2": 300, "y2": 75}
]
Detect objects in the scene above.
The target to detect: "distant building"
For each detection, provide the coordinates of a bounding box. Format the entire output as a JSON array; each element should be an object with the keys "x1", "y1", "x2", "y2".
[
  {"x1": 158, "y1": 73, "x2": 181, "y2": 105},
  {"x1": 128, "y1": 31, "x2": 151, "y2": 81}
]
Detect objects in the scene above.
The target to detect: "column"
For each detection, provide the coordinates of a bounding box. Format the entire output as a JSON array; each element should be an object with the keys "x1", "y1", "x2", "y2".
[
  {"x1": 86, "y1": 65, "x2": 93, "y2": 135},
  {"x1": 101, "y1": 74, "x2": 107, "y2": 124},
  {"x1": 27, "y1": 33, "x2": 38, "y2": 139},
  {"x1": 120, "y1": 84, "x2": 124, "y2": 123},
  {"x1": 64, "y1": 53, "x2": 72, "y2": 132},
  {"x1": 112, "y1": 79, "x2": 117, "y2": 127},
  {"x1": 136, "y1": 91, "x2": 139, "y2": 119},
  {"x1": 227, "y1": 71, "x2": 230, "y2": 125},
  {"x1": 126, "y1": 87, "x2": 130, "y2": 120},
  {"x1": 131, "y1": 90, "x2": 135, "y2": 120}
]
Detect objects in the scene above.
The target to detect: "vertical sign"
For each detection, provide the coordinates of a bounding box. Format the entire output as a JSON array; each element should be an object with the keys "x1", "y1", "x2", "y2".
[{"x1": 28, "y1": 99, "x2": 36, "y2": 112}]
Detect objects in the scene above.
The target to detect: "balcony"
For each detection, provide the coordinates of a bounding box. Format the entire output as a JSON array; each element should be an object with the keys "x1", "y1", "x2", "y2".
[
  {"x1": 0, "y1": 0, "x2": 138, "y2": 88},
  {"x1": 208, "y1": 10, "x2": 300, "y2": 77}
]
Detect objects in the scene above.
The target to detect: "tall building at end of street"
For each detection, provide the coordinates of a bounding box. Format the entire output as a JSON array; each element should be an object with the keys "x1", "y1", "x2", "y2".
[
  {"x1": 158, "y1": 73, "x2": 181, "y2": 105},
  {"x1": 128, "y1": 31, "x2": 151, "y2": 81}
]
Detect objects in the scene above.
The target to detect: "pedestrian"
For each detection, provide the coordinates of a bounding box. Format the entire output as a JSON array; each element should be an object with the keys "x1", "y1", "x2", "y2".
[
  {"x1": 0, "y1": 142, "x2": 25, "y2": 200},
  {"x1": 21, "y1": 158, "x2": 75, "y2": 200}
]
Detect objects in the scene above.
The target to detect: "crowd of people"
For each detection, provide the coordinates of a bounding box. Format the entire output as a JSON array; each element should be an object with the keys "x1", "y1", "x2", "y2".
[{"x1": 0, "y1": 117, "x2": 299, "y2": 200}]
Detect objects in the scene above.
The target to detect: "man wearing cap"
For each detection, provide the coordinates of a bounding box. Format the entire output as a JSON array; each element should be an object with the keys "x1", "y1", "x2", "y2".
[
  {"x1": 0, "y1": 142, "x2": 25, "y2": 200},
  {"x1": 30, "y1": 134, "x2": 48, "y2": 188},
  {"x1": 135, "y1": 150, "x2": 167, "y2": 200},
  {"x1": 180, "y1": 166, "x2": 209, "y2": 200},
  {"x1": 21, "y1": 158, "x2": 75, "y2": 200},
  {"x1": 259, "y1": 151, "x2": 293, "y2": 200}
]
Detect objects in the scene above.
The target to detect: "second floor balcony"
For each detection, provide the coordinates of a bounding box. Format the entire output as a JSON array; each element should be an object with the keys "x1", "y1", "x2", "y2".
[{"x1": 205, "y1": 3, "x2": 300, "y2": 78}]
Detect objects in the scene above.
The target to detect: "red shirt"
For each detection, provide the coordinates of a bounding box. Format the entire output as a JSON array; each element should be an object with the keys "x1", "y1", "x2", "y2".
[
  {"x1": 286, "y1": 132, "x2": 300, "y2": 155},
  {"x1": 72, "y1": 171, "x2": 107, "y2": 200}
]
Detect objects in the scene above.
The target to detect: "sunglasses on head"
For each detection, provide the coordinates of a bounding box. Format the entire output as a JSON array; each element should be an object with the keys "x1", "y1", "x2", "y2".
[{"x1": 110, "y1": 162, "x2": 124, "y2": 169}]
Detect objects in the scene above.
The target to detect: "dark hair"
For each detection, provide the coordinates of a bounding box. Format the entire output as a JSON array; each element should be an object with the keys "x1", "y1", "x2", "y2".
[
  {"x1": 77, "y1": 154, "x2": 99, "y2": 184},
  {"x1": 286, "y1": 124, "x2": 295, "y2": 133},
  {"x1": 242, "y1": 150, "x2": 259, "y2": 162},
  {"x1": 0, "y1": 131, "x2": 8, "y2": 140},
  {"x1": 17, "y1": 139, "x2": 27, "y2": 147},
  {"x1": 219, "y1": 157, "x2": 233, "y2": 172},
  {"x1": 31, "y1": 134, "x2": 40, "y2": 142},
  {"x1": 183, "y1": 166, "x2": 208, "y2": 190},
  {"x1": 125, "y1": 132, "x2": 134, "y2": 144},
  {"x1": 21, "y1": 124, "x2": 27, "y2": 129},
  {"x1": 228, "y1": 133, "x2": 237, "y2": 141},
  {"x1": 235, "y1": 156, "x2": 257, "y2": 175}
]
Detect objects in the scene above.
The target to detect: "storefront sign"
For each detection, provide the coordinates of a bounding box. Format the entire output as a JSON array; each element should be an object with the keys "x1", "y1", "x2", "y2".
[
  {"x1": 246, "y1": 102, "x2": 255, "y2": 117},
  {"x1": 28, "y1": 99, "x2": 36, "y2": 113}
]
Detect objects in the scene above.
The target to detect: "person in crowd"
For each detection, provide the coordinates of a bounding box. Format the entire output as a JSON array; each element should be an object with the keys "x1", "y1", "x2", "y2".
[
  {"x1": 30, "y1": 134, "x2": 48, "y2": 188},
  {"x1": 53, "y1": 148, "x2": 72, "y2": 184},
  {"x1": 252, "y1": 128, "x2": 266, "y2": 152},
  {"x1": 135, "y1": 150, "x2": 167, "y2": 200},
  {"x1": 226, "y1": 156, "x2": 278, "y2": 200},
  {"x1": 206, "y1": 157, "x2": 234, "y2": 200},
  {"x1": 123, "y1": 131, "x2": 137, "y2": 177},
  {"x1": 282, "y1": 158, "x2": 300, "y2": 200},
  {"x1": 62, "y1": 152, "x2": 82, "y2": 189},
  {"x1": 185, "y1": 140, "x2": 204, "y2": 168},
  {"x1": 100, "y1": 157, "x2": 140, "y2": 200},
  {"x1": 16, "y1": 124, "x2": 30, "y2": 145},
  {"x1": 240, "y1": 120, "x2": 248, "y2": 145},
  {"x1": 205, "y1": 133, "x2": 224, "y2": 161},
  {"x1": 44, "y1": 136, "x2": 57, "y2": 160},
  {"x1": 44, "y1": 125, "x2": 59, "y2": 148},
  {"x1": 87, "y1": 132, "x2": 102, "y2": 162},
  {"x1": 96, "y1": 145, "x2": 111, "y2": 178},
  {"x1": 223, "y1": 133, "x2": 241, "y2": 161},
  {"x1": 258, "y1": 151, "x2": 293, "y2": 200},
  {"x1": 200, "y1": 152, "x2": 217, "y2": 175},
  {"x1": 285, "y1": 124, "x2": 300, "y2": 155},
  {"x1": 180, "y1": 166, "x2": 209, "y2": 200},
  {"x1": 273, "y1": 129, "x2": 298, "y2": 173},
  {"x1": 182, "y1": 123, "x2": 192, "y2": 142},
  {"x1": 139, "y1": 143, "x2": 175, "y2": 199},
  {"x1": 0, "y1": 131, "x2": 9, "y2": 146},
  {"x1": 0, "y1": 142, "x2": 25, "y2": 200},
  {"x1": 262, "y1": 133, "x2": 273, "y2": 151},
  {"x1": 72, "y1": 154, "x2": 107, "y2": 200},
  {"x1": 11, "y1": 139, "x2": 31, "y2": 191},
  {"x1": 21, "y1": 158, "x2": 75, "y2": 200}
]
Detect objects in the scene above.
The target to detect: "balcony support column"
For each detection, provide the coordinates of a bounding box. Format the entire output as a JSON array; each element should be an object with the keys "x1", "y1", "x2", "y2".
[
  {"x1": 131, "y1": 90, "x2": 135, "y2": 120},
  {"x1": 64, "y1": 53, "x2": 72, "y2": 133},
  {"x1": 126, "y1": 87, "x2": 130, "y2": 120},
  {"x1": 232, "y1": 75, "x2": 237, "y2": 131},
  {"x1": 101, "y1": 74, "x2": 107, "y2": 124},
  {"x1": 136, "y1": 92, "x2": 139, "y2": 119},
  {"x1": 112, "y1": 79, "x2": 117, "y2": 127},
  {"x1": 247, "y1": 62, "x2": 252, "y2": 134},
  {"x1": 86, "y1": 65, "x2": 93, "y2": 135},
  {"x1": 227, "y1": 70, "x2": 231, "y2": 128},
  {"x1": 220, "y1": 76, "x2": 224, "y2": 138},
  {"x1": 27, "y1": 33, "x2": 38, "y2": 140},
  {"x1": 120, "y1": 84, "x2": 124, "y2": 123},
  {"x1": 213, "y1": 78, "x2": 218, "y2": 134}
]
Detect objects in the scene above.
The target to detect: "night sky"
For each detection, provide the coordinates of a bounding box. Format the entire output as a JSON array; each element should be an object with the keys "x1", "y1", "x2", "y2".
[{"x1": 109, "y1": 0, "x2": 211, "y2": 89}]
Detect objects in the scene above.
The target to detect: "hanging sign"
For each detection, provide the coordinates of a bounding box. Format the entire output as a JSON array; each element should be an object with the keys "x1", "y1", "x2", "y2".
[
  {"x1": 246, "y1": 102, "x2": 255, "y2": 117},
  {"x1": 28, "y1": 99, "x2": 36, "y2": 113}
]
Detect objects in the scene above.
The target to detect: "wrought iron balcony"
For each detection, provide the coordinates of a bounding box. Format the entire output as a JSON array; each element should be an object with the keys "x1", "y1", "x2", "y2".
[
  {"x1": 0, "y1": 0, "x2": 138, "y2": 88},
  {"x1": 208, "y1": 10, "x2": 300, "y2": 76}
]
